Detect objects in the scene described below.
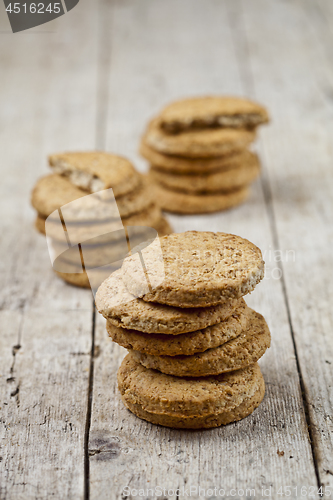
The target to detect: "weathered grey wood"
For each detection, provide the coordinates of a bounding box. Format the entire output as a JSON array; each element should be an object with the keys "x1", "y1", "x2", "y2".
[
  {"x1": 1, "y1": 0, "x2": 332, "y2": 497},
  {"x1": 239, "y1": 0, "x2": 333, "y2": 490},
  {"x1": 0, "y1": 310, "x2": 92, "y2": 500},
  {"x1": 89, "y1": 1, "x2": 319, "y2": 498},
  {"x1": 0, "y1": 1, "x2": 98, "y2": 497}
]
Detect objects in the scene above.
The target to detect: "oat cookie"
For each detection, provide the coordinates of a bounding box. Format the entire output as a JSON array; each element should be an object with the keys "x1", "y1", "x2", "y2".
[
  {"x1": 32, "y1": 174, "x2": 89, "y2": 219},
  {"x1": 55, "y1": 269, "x2": 90, "y2": 288},
  {"x1": 106, "y1": 299, "x2": 248, "y2": 355},
  {"x1": 121, "y1": 231, "x2": 265, "y2": 307},
  {"x1": 48, "y1": 151, "x2": 141, "y2": 196},
  {"x1": 36, "y1": 211, "x2": 171, "y2": 246},
  {"x1": 50, "y1": 218, "x2": 171, "y2": 269},
  {"x1": 158, "y1": 96, "x2": 269, "y2": 133},
  {"x1": 114, "y1": 176, "x2": 155, "y2": 218},
  {"x1": 149, "y1": 152, "x2": 260, "y2": 194},
  {"x1": 152, "y1": 181, "x2": 249, "y2": 214},
  {"x1": 145, "y1": 119, "x2": 256, "y2": 158},
  {"x1": 140, "y1": 140, "x2": 248, "y2": 174},
  {"x1": 31, "y1": 173, "x2": 153, "y2": 220},
  {"x1": 131, "y1": 309, "x2": 270, "y2": 376},
  {"x1": 51, "y1": 239, "x2": 131, "y2": 270},
  {"x1": 35, "y1": 202, "x2": 163, "y2": 242},
  {"x1": 55, "y1": 263, "x2": 118, "y2": 289},
  {"x1": 153, "y1": 216, "x2": 173, "y2": 237},
  {"x1": 96, "y1": 269, "x2": 241, "y2": 334},
  {"x1": 124, "y1": 382, "x2": 265, "y2": 429},
  {"x1": 118, "y1": 354, "x2": 265, "y2": 428}
]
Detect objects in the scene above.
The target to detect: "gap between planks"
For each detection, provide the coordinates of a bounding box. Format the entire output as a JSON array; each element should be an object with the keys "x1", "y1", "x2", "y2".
[
  {"x1": 88, "y1": 1, "x2": 318, "y2": 498},
  {"x1": 84, "y1": 1, "x2": 115, "y2": 498},
  {"x1": 226, "y1": 0, "x2": 322, "y2": 490}
]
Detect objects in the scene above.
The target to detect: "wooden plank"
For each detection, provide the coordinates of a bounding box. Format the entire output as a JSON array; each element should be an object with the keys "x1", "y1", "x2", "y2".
[
  {"x1": 240, "y1": 0, "x2": 333, "y2": 490},
  {"x1": 0, "y1": 309, "x2": 92, "y2": 500},
  {"x1": 0, "y1": 1, "x2": 98, "y2": 497},
  {"x1": 89, "y1": 1, "x2": 318, "y2": 498}
]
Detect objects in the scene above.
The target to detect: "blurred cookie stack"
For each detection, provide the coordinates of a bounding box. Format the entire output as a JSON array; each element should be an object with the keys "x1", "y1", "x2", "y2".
[
  {"x1": 31, "y1": 152, "x2": 172, "y2": 288},
  {"x1": 96, "y1": 231, "x2": 271, "y2": 429},
  {"x1": 140, "y1": 96, "x2": 269, "y2": 214}
]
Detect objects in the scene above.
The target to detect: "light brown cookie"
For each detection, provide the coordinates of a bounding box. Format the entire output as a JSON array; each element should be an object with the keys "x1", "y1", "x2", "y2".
[
  {"x1": 131, "y1": 309, "x2": 270, "y2": 376},
  {"x1": 121, "y1": 231, "x2": 265, "y2": 307},
  {"x1": 118, "y1": 354, "x2": 265, "y2": 428},
  {"x1": 55, "y1": 264, "x2": 118, "y2": 289},
  {"x1": 149, "y1": 152, "x2": 260, "y2": 194},
  {"x1": 55, "y1": 269, "x2": 90, "y2": 288},
  {"x1": 158, "y1": 96, "x2": 269, "y2": 133},
  {"x1": 51, "y1": 217, "x2": 171, "y2": 269},
  {"x1": 48, "y1": 151, "x2": 141, "y2": 196},
  {"x1": 145, "y1": 119, "x2": 256, "y2": 158},
  {"x1": 153, "y1": 216, "x2": 173, "y2": 237},
  {"x1": 51, "y1": 239, "x2": 132, "y2": 270},
  {"x1": 35, "y1": 209, "x2": 170, "y2": 244},
  {"x1": 96, "y1": 269, "x2": 241, "y2": 334},
  {"x1": 152, "y1": 183, "x2": 249, "y2": 214},
  {"x1": 32, "y1": 174, "x2": 92, "y2": 219},
  {"x1": 123, "y1": 381, "x2": 265, "y2": 429},
  {"x1": 31, "y1": 174, "x2": 154, "y2": 220},
  {"x1": 140, "y1": 140, "x2": 248, "y2": 174},
  {"x1": 35, "y1": 203, "x2": 163, "y2": 244},
  {"x1": 106, "y1": 299, "x2": 248, "y2": 355},
  {"x1": 115, "y1": 176, "x2": 155, "y2": 217}
]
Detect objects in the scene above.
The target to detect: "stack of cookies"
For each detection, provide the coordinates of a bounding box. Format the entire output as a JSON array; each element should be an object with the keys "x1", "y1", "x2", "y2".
[
  {"x1": 31, "y1": 152, "x2": 172, "y2": 288},
  {"x1": 96, "y1": 231, "x2": 271, "y2": 429},
  {"x1": 140, "y1": 96, "x2": 269, "y2": 214}
]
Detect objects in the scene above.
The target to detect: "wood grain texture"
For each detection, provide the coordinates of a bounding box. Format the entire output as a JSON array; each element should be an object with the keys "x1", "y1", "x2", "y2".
[
  {"x1": 0, "y1": 0, "x2": 98, "y2": 498},
  {"x1": 240, "y1": 0, "x2": 333, "y2": 490},
  {"x1": 1, "y1": 0, "x2": 332, "y2": 498},
  {"x1": 89, "y1": 1, "x2": 320, "y2": 498}
]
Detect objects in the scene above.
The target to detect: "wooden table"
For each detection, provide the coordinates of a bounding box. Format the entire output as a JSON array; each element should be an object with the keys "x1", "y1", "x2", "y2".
[{"x1": 0, "y1": 1, "x2": 332, "y2": 498}]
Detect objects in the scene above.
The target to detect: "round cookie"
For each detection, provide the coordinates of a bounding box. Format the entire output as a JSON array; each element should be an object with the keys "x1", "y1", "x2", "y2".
[
  {"x1": 123, "y1": 382, "x2": 265, "y2": 429},
  {"x1": 158, "y1": 96, "x2": 269, "y2": 133},
  {"x1": 55, "y1": 269, "x2": 90, "y2": 288},
  {"x1": 32, "y1": 174, "x2": 91, "y2": 219},
  {"x1": 152, "y1": 183, "x2": 249, "y2": 214},
  {"x1": 55, "y1": 264, "x2": 118, "y2": 289},
  {"x1": 121, "y1": 231, "x2": 265, "y2": 307},
  {"x1": 145, "y1": 119, "x2": 256, "y2": 158},
  {"x1": 96, "y1": 269, "x2": 241, "y2": 334},
  {"x1": 48, "y1": 151, "x2": 141, "y2": 196},
  {"x1": 131, "y1": 309, "x2": 271, "y2": 376},
  {"x1": 110, "y1": 176, "x2": 155, "y2": 217},
  {"x1": 149, "y1": 152, "x2": 260, "y2": 194},
  {"x1": 140, "y1": 140, "x2": 249, "y2": 174},
  {"x1": 106, "y1": 299, "x2": 248, "y2": 355},
  {"x1": 117, "y1": 354, "x2": 265, "y2": 428},
  {"x1": 35, "y1": 209, "x2": 171, "y2": 244},
  {"x1": 153, "y1": 216, "x2": 173, "y2": 237},
  {"x1": 52, "y1": 218, "x2": 171, "y2": 269},
  {"x1": 35, "y1": 203, "x2": 163, "y2": 244},
  {"x1": 51, "y1": 239, "x2": 133, "y2": 269},
  {"x1": 31, "y1": 173, "x2": 154, "y2": 220}
]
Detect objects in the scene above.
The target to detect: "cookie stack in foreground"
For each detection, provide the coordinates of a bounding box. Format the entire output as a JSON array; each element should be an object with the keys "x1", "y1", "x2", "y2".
[
  {"x1": 96, "y1": 231, "x2": 271, "y2": 429},
  {"x1": 140, "y1": 96, "x2": 269, "y2": 214},
  {"x1": 31, "y1": 152, "x2": 172, "y2": 288}
]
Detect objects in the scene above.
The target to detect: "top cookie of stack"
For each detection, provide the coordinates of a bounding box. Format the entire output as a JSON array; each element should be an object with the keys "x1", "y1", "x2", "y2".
[
  {"x1": 31, "y1": 152, "x2": 172, "y2": 288},
  {"x1": 140, "y1": 96, "x2": 269, "y2": 214}
]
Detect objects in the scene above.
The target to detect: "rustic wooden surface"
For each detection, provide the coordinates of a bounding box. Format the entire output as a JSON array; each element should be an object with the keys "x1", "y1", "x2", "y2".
[{"x1": 0, "y1": 0, "x2": 332, "y2": 499}]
